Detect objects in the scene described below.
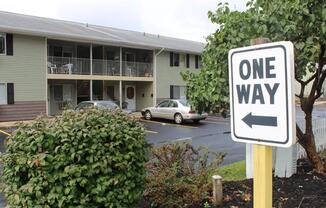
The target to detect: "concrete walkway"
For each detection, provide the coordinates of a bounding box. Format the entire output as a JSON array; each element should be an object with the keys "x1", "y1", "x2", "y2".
[{"x1": 0, "y1": 120, "x2": 34, "y2": 129}]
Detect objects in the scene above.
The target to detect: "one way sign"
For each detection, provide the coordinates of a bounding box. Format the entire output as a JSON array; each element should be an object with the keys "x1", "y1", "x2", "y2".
[{"x1": 228, "y1": 41, "x2": 295, "y2": 147}]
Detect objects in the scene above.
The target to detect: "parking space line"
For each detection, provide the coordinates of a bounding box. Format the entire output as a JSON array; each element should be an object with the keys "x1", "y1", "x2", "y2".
[
  {"x1": 145, "y1": 130, "x2": 158, "y2": 134},
  {"x1": 175, "y1": 137, "x2": 192, "y2": 142},
  {"x1": 141, "y1": 119, "x2": 198, "y2": 129},
  {"x1": 202, "y1": 120, "x2": 229, "y2": 125}
]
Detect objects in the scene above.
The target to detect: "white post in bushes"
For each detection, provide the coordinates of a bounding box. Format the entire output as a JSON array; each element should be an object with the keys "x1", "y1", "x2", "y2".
[{"x1": 212, "y1": 175, "x2": 223, "y2": 206}]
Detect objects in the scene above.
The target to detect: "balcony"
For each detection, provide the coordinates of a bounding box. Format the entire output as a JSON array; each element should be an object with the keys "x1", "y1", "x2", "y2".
[
  {"x1": 92, "y1": 59, "x2": 120, "y2": 76},
  {"x1": 47, "y1": 56, "x2": 153, "y2": 77},
  {"x1": 122, "y1": 61, "x2": 153, "y2": 77},
  {"x1": 47, "y1": 56, "x2": 90, "y2": 75}
]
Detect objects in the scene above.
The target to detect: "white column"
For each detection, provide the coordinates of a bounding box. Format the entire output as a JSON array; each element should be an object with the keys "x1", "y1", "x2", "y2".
[
  {"x1": 45, "y1": 37, "x2": 49, "y2": 115},
  {"x1": 90, "y1": 44, "x2": 93, "y2": 101},
  {"x1": 153, "y1": 50, "x2": 157, "y2": 106},
  {"x1": 90, "y1": 44, "x2": 93, "y2": 75},
  {"x1": 119, "y1": 47, "x2": 122, "y2": 76},
  {"x1": 90, "y1": 80, "x2": 93, "y2": 101},
  {"x1": 119, "y1": 80, "x2": 122, "y2": 108}
]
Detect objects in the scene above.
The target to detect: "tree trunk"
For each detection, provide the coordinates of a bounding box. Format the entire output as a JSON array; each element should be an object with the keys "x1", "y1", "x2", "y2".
[{"x1": 298, "y1": 109, "x2": 326, "y2": 173}]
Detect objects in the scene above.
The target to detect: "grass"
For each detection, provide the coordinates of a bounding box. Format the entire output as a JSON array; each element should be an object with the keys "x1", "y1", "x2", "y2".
[{"x1": 216, "y1": 160, "x2": 246, "y2": 181}]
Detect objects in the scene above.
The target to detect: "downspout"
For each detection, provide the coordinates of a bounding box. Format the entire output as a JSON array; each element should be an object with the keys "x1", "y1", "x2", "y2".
[{"x1": 153, "y1": 48, "x2": 165, "y2": 106}]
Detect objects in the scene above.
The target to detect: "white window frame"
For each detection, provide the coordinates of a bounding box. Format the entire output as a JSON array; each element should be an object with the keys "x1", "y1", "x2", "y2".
[
  {"x1": 0, "y1": 33, "x2": 6, "y2": 55},
  {"x1": 0, "y1": 83, "x2": 7, "y2": 105}
]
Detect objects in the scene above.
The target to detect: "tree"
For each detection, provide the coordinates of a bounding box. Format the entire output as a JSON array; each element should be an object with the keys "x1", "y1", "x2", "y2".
[{"x1": 182, "y1": 0, "x2": 326, "y2": 173}]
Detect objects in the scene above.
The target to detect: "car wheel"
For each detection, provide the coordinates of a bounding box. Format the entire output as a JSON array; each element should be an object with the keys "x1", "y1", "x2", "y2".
[
  {"x1": 144, "y1": 110, "x2": 152, "y2": 120},
  {"x1": 174, "y1": 113, "x2": 183, "y2": 124},
  {"x1": 193, "y1": 119, "x2": 200, "y2": 124}
]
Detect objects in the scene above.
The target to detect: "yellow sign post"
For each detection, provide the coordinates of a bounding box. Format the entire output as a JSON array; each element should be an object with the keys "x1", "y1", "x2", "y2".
[{"x1": 253, "y1": 144, "x2": 272, "y2": 208}]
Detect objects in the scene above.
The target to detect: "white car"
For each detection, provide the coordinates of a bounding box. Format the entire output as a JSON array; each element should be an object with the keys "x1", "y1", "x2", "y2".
[{"x1": 141, "y1": 99, "x2": 207, "y2": 124}]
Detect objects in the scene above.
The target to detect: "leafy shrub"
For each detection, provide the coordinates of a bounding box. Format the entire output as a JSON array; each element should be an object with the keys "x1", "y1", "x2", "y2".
[
  {"x1": 144, "y1": 143, "x2": 225, "y2": 208},
  {"x1": 1, "y1": 108, "x2": 149, "y2": 207}
]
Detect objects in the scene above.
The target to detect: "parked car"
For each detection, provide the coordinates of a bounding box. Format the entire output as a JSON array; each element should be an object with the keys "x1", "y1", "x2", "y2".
[
  {"x1": 141, "y1": 99, "x2": 207, "y2": 124},
  {"x1": 75, "y1": 100, "x2": 131, "y2": 114}
]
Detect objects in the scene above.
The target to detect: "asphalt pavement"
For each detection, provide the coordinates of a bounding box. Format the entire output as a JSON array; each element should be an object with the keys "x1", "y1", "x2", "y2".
[
  {"x1": 142, "y1": 104, "x2": 326, "y2": 166},
  {"x1": 142, "y1": 115, "x2": 245, "y2": 165}
]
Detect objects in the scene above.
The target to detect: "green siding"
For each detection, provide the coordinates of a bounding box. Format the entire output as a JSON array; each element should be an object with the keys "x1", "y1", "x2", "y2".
[
  {"x1": 0, "y1": 34, "x2": 46, "y2": 101},
  {"x1": 156, "y1": 51, "x2": 200, "y2": 100},
  {"x1": 136, "y1": 82, "x2": 153, "y2": 110}
]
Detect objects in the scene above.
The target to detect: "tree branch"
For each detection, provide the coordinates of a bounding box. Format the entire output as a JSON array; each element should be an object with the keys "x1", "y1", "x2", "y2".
[
  {"x1": 295, "y1": 76, "x2": 304, "y2": 85},
  {"x1": 308, "y1": 44, "x2": 326, "y2": 102},
  {"x1": 296, "y1": 123, "x2": 305, "y2": 147},
  {"x1": 314, "y1": 44, "x2": 326, "y2": 100},
  {"x1": 304, "y1": 73, "x2": 317, "y2": 85}
]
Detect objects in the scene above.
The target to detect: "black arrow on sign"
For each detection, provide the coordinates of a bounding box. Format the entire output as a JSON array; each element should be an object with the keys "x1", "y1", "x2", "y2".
[{"x1": 242, "y1": 112, "x2": 277, "y2": 128}]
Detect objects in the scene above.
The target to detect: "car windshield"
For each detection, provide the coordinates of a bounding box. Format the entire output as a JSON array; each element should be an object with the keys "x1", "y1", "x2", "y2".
[
  {"x1": 97, "y1": 102, "x2": 119, "y2": 109},
  {"x1": 179, "y1": 100, "x2": 190, "y2": 107}
]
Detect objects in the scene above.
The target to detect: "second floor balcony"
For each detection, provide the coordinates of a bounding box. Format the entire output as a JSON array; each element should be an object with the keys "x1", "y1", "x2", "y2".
[{"x1": 47, "y1": 56, "x2": 153, "y2": 78}]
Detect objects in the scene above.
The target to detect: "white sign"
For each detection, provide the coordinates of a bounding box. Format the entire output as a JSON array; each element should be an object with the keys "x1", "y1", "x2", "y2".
[{"x1": 228, "y1": 41, "x2": 295, "y2": 147}]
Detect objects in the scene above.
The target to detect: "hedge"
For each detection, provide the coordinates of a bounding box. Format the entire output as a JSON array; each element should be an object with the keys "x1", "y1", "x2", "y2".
[{"x1": 1, "y1": 108, "x2": 149, "y2": 208}]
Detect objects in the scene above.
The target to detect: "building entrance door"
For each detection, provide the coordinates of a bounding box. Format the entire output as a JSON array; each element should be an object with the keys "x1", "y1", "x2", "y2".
[{"x1": 124, "y1": 85, "x2": 136, "y2": 111}]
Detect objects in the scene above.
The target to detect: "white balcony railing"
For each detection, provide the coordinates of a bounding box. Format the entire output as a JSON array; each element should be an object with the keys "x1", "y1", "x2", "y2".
[
  {"x1": 47, "y1": 56, "x2": 90, "y2": 75},
  {"x1": 47, "y1": 56, "x2": 153, "y2": 77},
  {"x1": 122, "y1": 61, "x2": 153, "y2": 77},
  {"x1": 92, "y1": 59, "x2": 120, "y2": 76}
]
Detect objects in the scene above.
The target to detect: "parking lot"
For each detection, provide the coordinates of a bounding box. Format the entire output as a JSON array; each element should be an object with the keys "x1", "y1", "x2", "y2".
[
  {"x1": 140, "y1": 103, "x2": 326, "y2": 165},
  {"x1": 141, "y1": 115, "x2": 246, "y2": 165}
]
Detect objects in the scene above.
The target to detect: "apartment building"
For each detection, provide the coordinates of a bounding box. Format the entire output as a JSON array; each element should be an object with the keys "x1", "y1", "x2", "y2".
[{"x1": 0, "y1": 11, "x2": 204, "y2": 121}]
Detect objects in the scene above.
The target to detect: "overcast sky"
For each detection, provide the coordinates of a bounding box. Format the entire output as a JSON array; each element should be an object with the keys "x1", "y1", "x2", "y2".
[{"x1": 0, "y1": 0, "x2": 247, "y2": 42}]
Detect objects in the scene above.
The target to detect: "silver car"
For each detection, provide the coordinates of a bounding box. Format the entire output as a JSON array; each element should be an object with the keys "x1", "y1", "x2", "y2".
[
  {"x1": 141, "y1": 99, "x2": 207, "y2": 124},
  {"x1": 75, "y1": 100, "x2": 131, "y2": 114}
]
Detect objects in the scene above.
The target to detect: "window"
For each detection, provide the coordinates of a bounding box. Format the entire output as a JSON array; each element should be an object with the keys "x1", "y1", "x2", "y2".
[
  {"x1": 5, "y1": 34, "x2": 13, "y2": 56},
  {"x1": 0, "y1": 83, "x2": 6, "y2": 104},
  {"x1": 179, "y1": 100, "x2": 190, "y2": 107},
  {"x1": 195, "y1": 55, "x2": 201, "y2": 69},
  {"x1": 0, "y1": 83, "x2": 14, "y2": 105},
  {"x1": 170, "y1": 85, "x2": 187, "y2": 99},
  {"x1": 186, "y1": 54, "x2": 190, "y2": 68},
  {"x1": 7, "y1": 83, "x2": 14, "y2": 104},
  {"x1": 0, "y1": 33, "x2": 13, "y2": 56},
  {"x1": 0, "y1": 33, "x2": 5, "y2": 54},
  {"x1": 168, "y1": 101, "x2": 178, "y2": 108},
  {"x1": 158, "y1": 100, "x2": 170, "y2": 107},
  {"x1": 169, "y1": 52, "x2": 179, "y2": 67}
]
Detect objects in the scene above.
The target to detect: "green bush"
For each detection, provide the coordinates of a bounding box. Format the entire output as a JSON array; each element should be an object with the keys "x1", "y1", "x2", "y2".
[
  {"x1": 1, "y1": 108, "x2": 149, "y2": 208},
  {"x1": 143, "y1": 143, "x2": 225, "y2": 208}
]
